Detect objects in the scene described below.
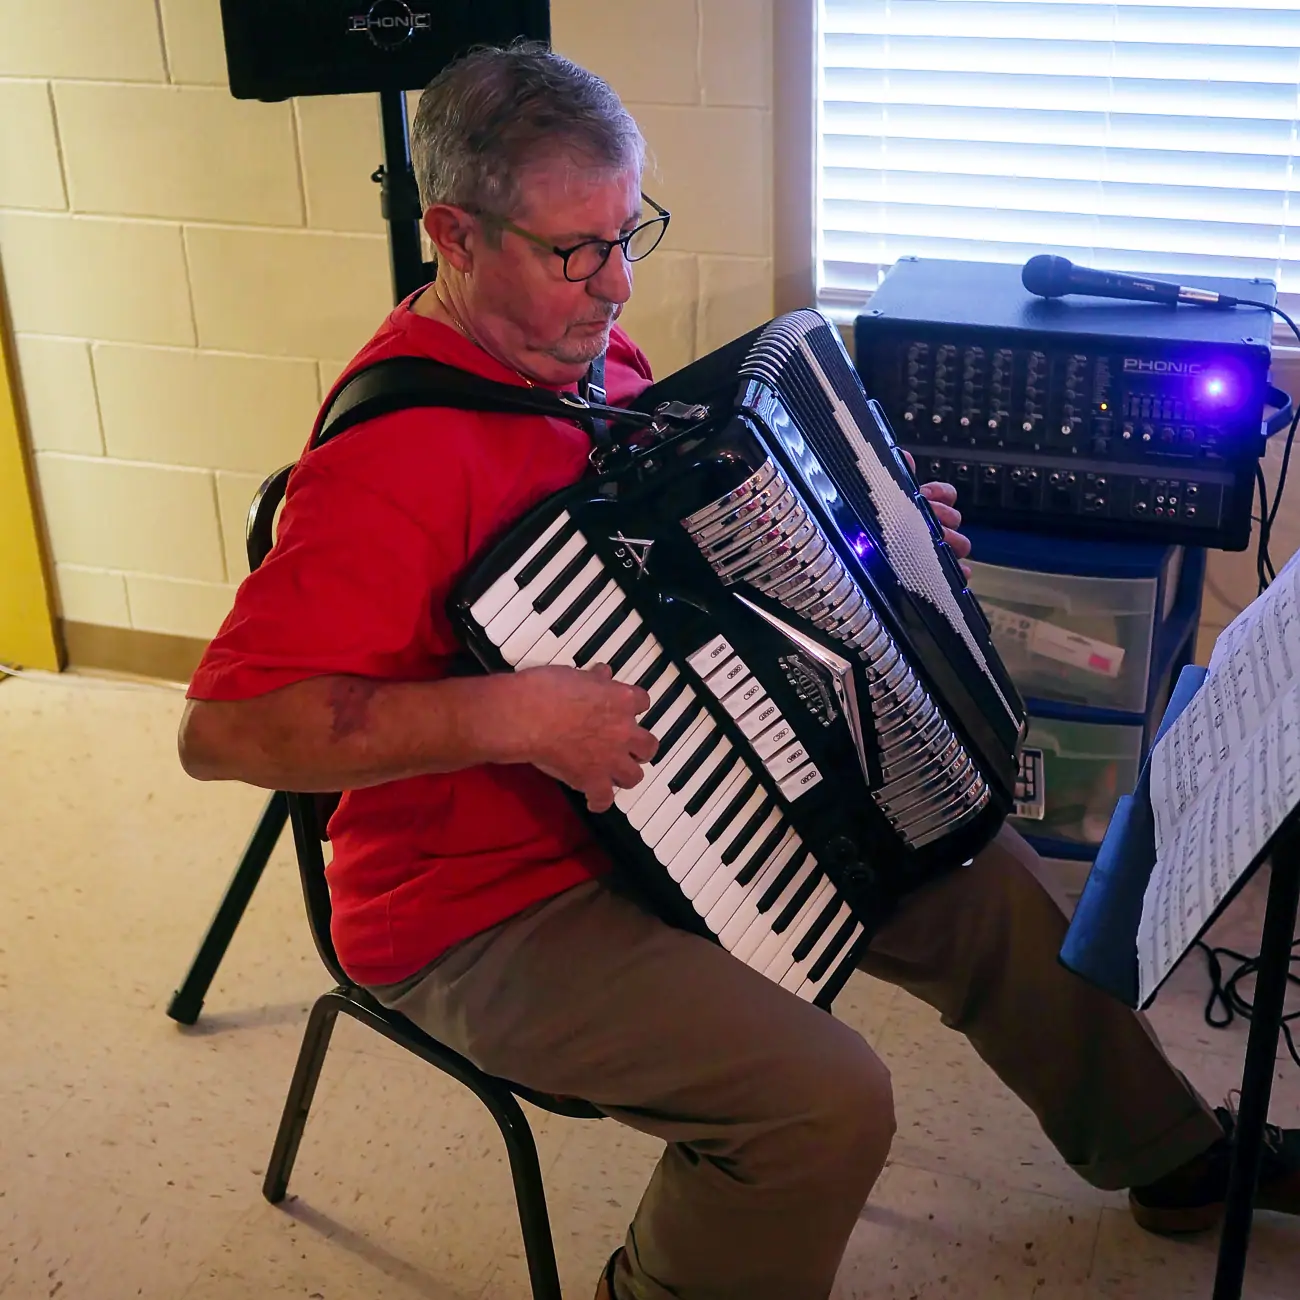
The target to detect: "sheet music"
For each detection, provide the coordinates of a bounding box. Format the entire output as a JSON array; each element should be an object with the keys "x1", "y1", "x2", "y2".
[{"x1": 1138, "y1": 550, "x2": 1300, "y2": 1003}]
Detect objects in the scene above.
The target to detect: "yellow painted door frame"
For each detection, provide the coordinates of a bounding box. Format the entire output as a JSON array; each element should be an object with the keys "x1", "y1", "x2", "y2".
[{"x1": 0, "y1": 268, "x2": 62, "y2": 671}]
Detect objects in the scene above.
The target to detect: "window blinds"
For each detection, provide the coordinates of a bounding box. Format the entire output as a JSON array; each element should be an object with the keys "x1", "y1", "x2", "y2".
[{"x1": 817, "y1": 0, "x2": 1300, "y2": 314}]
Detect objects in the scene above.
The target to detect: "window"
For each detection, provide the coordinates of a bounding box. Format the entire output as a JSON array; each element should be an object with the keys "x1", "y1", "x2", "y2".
[{"x1": 817, "y1": 1, "x2": 1300, "y2": 317}]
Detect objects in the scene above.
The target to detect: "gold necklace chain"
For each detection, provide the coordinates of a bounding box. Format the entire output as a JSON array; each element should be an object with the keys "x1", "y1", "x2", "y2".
[{"x1": 437, "y1": 290, "x2": 536, "y2": 389}]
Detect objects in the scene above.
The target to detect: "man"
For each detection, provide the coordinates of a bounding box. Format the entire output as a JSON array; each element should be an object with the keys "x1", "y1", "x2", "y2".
[{"x1": 179, "y1": 43, "x2": 1298, "y2": 1300}]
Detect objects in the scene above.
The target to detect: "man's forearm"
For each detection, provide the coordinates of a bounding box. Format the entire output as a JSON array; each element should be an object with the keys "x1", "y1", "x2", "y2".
[{"x1": 179, "y1": 673, "x2": 526, "y2": 791}]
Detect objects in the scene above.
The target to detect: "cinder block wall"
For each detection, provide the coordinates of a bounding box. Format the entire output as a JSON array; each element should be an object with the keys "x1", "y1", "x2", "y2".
[{"x1": 0, "y1": 0, "x2": 774, "y2": 660}]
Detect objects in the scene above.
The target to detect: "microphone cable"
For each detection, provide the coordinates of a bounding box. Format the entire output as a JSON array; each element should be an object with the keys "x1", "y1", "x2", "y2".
[
  {"x1": 1192, "y1": 934, "x2": 1300, "y2": 1070},
  {"x1": 1233, "y1": 300, "x2": 1300, "y2": 598},
  {"x1": 1190, "y1": 299, "x2": 1299, "y2": 1067}
]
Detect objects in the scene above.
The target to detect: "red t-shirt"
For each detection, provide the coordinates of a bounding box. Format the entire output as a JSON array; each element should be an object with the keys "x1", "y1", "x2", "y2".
[{"x1": 188, "y1": 292, "x2": 655, "y2": 986}]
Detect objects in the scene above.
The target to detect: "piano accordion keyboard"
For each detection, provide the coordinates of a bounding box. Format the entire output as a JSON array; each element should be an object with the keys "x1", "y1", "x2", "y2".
[{"x1": 463, "y1": 509, "x2": 866, "y2": 1005}]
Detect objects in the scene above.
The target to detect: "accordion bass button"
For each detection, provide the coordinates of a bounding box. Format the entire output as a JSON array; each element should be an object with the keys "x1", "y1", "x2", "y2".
[
  {"x1": 834, "y1": 603, "x2": 876, "y2": 643},
  {"x1": 680, "y1": 461, "x2": 780, "y2": 533}
]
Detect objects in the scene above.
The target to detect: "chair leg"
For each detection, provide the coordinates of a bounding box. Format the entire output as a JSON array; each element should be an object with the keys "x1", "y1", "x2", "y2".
[
  {"x1": 263, "y1": 989, "x2": 341, "y2": 1204},
  {"x1": 480, "y1": 1087, "x2": 566, "y2": 1300}
]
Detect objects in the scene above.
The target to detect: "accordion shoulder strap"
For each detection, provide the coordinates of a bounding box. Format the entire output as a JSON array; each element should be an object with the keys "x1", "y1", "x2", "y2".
[{"x1": 311, "y1": 354, "x2": 646, "y2": 450}]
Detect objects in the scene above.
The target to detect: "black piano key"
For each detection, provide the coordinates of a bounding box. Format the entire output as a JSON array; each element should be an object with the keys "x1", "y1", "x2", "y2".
[
  {"x1": 683, "y1": 749, "x2": 741, "y2": 816},
  {"x1": 757, "y1": 846, "x2": 810, "y2": 913},
  {"x1": 640, "y1": 675, "x2": 687, "y2": 734},
  {"x1": 607, "y1": 623, "x2": 651, "y2": 675},
  {"x1": 733, "y1": 820, "x2": 789, "y2": 887},
  {"x1": 636, "y1": 652, "x2": 670, "y2": 692},
  {"x1": 532, "y1": 543, "x2": 595, "y2": 612},
  {"x1": 515, "y1": 517, "x2": 579, "y2": 587},
  {"x1": 791, "y1": 895, "x2": 843, "y2": 962},
  {"x1": 573, "y1": 597, "x2": 634, "y2": 667},
  {"x1": 550, "y1": 571, "x2": 609, "y2": 637},
  {"x1": 806, "y1": 915, "x2": 860, "y2": 984},
  {"x1": 720, "y1": 796, "x2": 776, "y2": 866},
  {"x1": 772, "y1": 867, "x2": 825, "y2": 935},
  {"x1": 706, "y1": 774, "x2": 761, "y2": 844},
  {"x1": 667, "y1": 726, "x2": 722, "y2": 793},
  {"x1": 651, "y1": 699, "x2": 705, "y2": 764}
]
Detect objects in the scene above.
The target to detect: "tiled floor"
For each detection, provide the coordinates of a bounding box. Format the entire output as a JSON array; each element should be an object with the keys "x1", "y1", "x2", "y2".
[{"x1": 2, "y1": 670, "x2": 1298, "y2": 1299}]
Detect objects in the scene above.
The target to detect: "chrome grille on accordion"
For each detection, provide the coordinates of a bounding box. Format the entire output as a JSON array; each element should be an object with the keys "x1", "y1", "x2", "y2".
[{"x1": 451, "y1": 309, "x2": 1025, "y2": 1006}]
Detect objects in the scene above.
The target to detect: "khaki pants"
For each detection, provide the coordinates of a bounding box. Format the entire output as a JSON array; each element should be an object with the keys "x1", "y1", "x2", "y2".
[{"x1": 375, "y1": 826, "x2": 1222, "y2": 1300}]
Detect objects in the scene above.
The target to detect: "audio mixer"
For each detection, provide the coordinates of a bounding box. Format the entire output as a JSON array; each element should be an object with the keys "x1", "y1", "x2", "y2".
[{"x1": 854, "y1": 258, "x2": 1278, "y2": 549}]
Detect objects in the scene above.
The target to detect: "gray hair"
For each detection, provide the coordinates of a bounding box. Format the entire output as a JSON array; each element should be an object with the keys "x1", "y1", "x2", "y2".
[{"x1": 411, "y1": 42, "x2": 645, "y2": 220}]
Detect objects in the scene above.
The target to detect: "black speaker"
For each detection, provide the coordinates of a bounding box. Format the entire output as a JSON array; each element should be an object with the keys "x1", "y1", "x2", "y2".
[{"x1": 219, "y1": 0, "x2": 551, "y2": 101}]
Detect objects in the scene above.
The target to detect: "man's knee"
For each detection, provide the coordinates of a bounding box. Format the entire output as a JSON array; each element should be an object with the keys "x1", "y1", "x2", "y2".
[{"x1": 762, "y1": 1023, "x2": 895, "y2": 1189}]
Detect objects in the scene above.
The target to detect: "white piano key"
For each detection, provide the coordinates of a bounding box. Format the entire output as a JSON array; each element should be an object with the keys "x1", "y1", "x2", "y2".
[
  {"x1": 707, "y1": 827, "x2": 800, "y2": 938},
  {"x1": 643, "y1": 750, "x2": 733, "y2": 850},
  {"x1": 759, "y1": 878, "x2": 837, "y2": 977},
  {"x1": 482, "y1": 531, "x2": 587, "y2": 645},
  {"x1": 625, "y1": 713, "x2": 714, "y2": 830},
  {"x1": 686, "y1": 634, "x2": 734, "y2": 678},
  {"x1": 498, "y1": 554, "x2": 605, "y2": 664},
  {"x1": 692, "y1": 805, "x2": 783, "y2": 918},
  {"x1": 649, "y1": 746, "x2": 741, "y2": 861},
  {"x1": 640, "y1": 663, "x2": 680, "y2": 711},
  {"x1": 779, "y1": 760, "x2": 823, "y2": 801},
  {"x1": 614, "y1": 686, "x2": 696, "y2": 813},
  {"x1": 614, "y1": 637, "x2": 664, "y2": 686},
  {"x1": 584, "y1": 609, "x2": 644, "y2": 670},
  {"x1": 715, "y1": 834, "x2": 804, "y2": 949},
  {"x1": 468, "y1": 511, "x2": 570, "y2": 626},
  {"x1": 797, "y1": 920, "x2": 864, "y2": 1002},
  {"x1": 679, "y1": 785, "x2": 767, "y2": 901},
  {"x1": 762, "y1": 879, "x2": 839, "y2": 985},
  {"x1": 663, "y1": 766, "x2": 751, "y2": 883},
  {"x1": 516, "y1": 575, "x2": 618, "y2": 668},
  {"x1": 783, "y1": 903, "x2": 855, "y2": 994},
  {"x1": 550, "y1": 582, "x2": 626, "y2": 667},
  {"x1": 730, "y1": 856, "x2": 819, "y2": 964}
]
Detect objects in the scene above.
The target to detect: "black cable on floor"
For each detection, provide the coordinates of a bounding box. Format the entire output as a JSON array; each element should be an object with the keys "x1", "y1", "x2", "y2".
[{"x1": 1193, "y1": 937, "x2": 1300, "y2": 1069}]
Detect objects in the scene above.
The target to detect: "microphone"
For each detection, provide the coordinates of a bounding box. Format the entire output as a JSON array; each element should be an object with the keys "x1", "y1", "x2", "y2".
[{"x1": 1021, "y1": 254, "x2": 1240, "y2": 308}]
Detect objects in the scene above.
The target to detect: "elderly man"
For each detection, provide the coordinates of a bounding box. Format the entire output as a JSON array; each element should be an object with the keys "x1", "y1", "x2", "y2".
[{"x1": 179, "y1": 42, "x2": 1297, "y2": 1300}]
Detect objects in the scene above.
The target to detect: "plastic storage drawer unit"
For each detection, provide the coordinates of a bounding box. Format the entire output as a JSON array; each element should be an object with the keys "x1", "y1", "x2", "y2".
[
  {"x1": 966, "y1": 553, "x2": 1181, "y2": 713},
  {"x1": 1009, "y1": 716, "x2": 1145, "y2": 847}
]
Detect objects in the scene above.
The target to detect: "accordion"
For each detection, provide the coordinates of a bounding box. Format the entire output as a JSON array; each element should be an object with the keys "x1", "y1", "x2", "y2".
[{"x1": 451, "y1": 310, "x2": 1026, "y2": 1007}]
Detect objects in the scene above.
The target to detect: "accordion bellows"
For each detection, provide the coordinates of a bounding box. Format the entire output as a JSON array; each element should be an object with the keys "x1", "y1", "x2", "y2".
[{"x1": 452, "y1": 310, "x2": 1025, "y2": 1007}]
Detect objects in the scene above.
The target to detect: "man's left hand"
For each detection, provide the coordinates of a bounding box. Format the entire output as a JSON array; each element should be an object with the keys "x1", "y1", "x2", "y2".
[
  {"x1": 898, "y1": 449, "x2": 972, "y2": 577},
  {"x1": 918, "y1": 480, "x2": 972, "y2": 575}
]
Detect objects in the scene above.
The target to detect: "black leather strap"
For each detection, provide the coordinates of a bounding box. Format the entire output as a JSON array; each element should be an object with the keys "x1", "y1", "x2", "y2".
[{"x1": 312, "y1": 354, "x2": 644, "y2": 450}]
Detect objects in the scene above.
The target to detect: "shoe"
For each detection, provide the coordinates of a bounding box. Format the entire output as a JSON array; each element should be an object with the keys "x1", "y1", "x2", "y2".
[
  {"x1": 1130, "y1": 1103, "x2": 1300, "y2": 1235},
  {"x1": 592, "y1": 1248, "x2": 622, "y2": 1300}
]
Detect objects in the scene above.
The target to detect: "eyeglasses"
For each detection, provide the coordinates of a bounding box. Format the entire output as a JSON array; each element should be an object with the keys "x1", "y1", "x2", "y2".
[{"x1": 473, "y1": 193, "x2": 671, "y2": 282}]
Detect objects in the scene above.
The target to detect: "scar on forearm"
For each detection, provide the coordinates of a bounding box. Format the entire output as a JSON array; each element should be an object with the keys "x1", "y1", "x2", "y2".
[{"x1": 328, "y1": 678, "x2": 381, "y2": 741}]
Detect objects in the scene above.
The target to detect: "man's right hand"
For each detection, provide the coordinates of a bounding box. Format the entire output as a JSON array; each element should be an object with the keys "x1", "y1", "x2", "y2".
[{"x1": 508, "y1": 663, "x2": 658, "y2": 813}]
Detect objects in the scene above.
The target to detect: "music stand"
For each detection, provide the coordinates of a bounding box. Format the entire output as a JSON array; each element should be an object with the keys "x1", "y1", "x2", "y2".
[
  {"x1": 167, "y1": 88, "x2": 432, "y2": 1025},
  {"x1": 1060, "y1": 662, "x2": 1300, "y2": 1300}
]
